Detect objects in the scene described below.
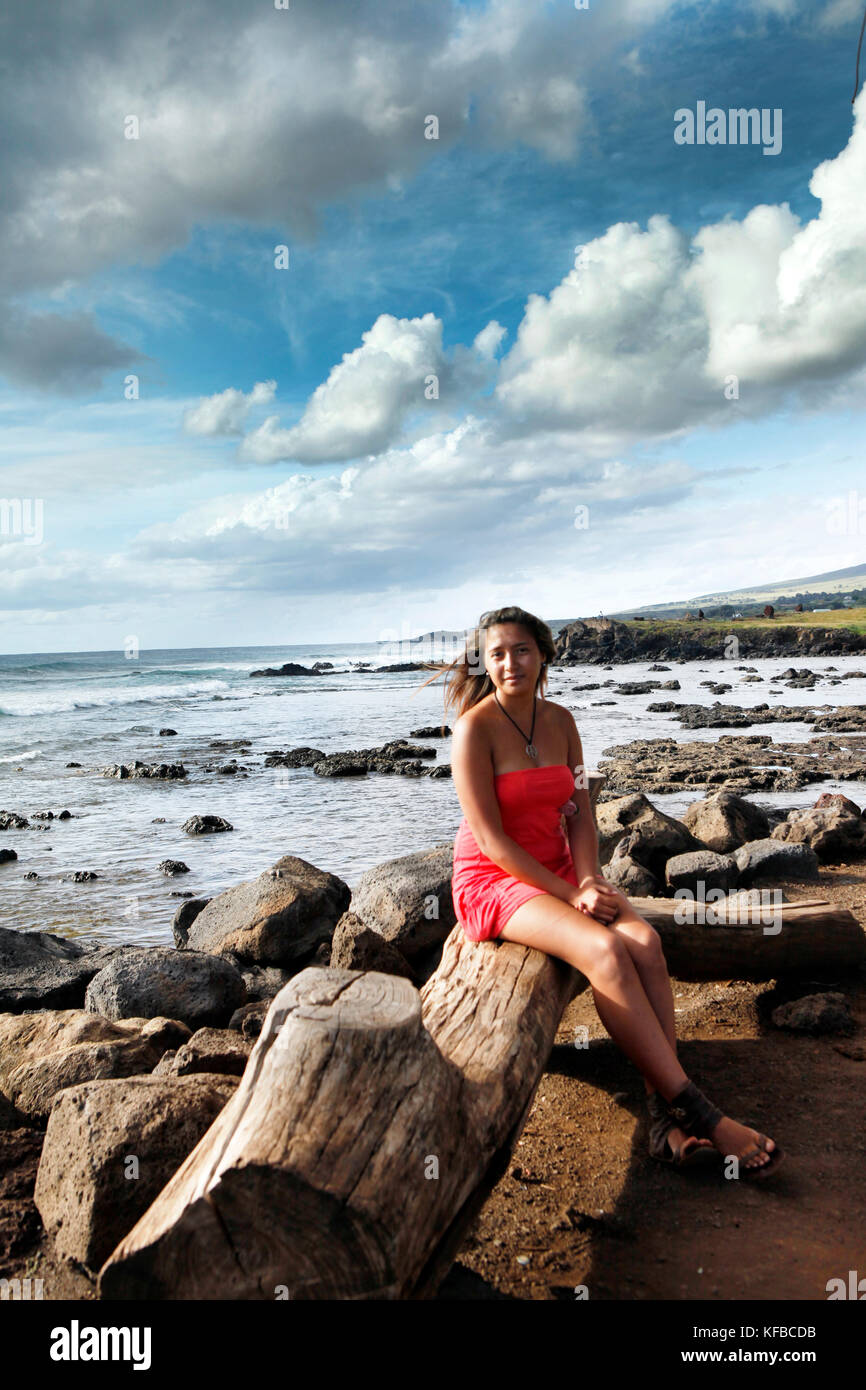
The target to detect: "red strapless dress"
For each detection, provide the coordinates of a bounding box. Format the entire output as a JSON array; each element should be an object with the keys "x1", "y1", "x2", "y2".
[{"x1": 451, "y1": 764, "x2": 579, "y2": 942}]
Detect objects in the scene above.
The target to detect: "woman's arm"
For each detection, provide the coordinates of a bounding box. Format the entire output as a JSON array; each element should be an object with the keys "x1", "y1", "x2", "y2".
[
  {"x1": 450, "y1": 714, "x2": 579, "y2": 905},
  {"x1": 562, "y1": 712, "x2": 603, "y2": 886}
]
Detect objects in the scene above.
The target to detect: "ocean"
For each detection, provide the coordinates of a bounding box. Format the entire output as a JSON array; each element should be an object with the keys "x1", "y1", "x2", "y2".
[{"x1": 1, "y1": 641, "x2": 865, "y2": 949}]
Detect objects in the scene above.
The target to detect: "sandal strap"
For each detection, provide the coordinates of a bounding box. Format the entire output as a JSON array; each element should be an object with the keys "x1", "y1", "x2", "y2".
[
  {"x1": 647, "y1": 1090, "x2": 672, "y2": 1124},
  {"x1": 668, "y1": 1080, "x2": 724, "y2": 1138},
  {"x1": 646, "y1": 1091, "x2": 678, "y2": 1155}
]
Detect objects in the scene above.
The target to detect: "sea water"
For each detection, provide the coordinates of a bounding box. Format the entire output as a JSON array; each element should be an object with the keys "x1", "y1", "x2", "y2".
[{"x1": 1, "y1": 642, "x2": 864, "y2": 948}]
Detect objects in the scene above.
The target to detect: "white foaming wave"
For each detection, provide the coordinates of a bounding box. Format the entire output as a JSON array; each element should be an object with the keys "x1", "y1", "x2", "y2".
[
  {"x1": 0, "y1": 679, "x2": 229, "y2": 717},
  {"x1": 0, "y1": 748, "x2": 39, "y2": 762}
]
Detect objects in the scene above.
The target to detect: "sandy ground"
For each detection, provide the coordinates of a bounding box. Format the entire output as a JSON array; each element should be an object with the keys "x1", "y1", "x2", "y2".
[
  {"x1": 2, "y1": 865, "x2": 865, "y2": 1303},
  {"x1": 437, "y1": 863, "x2": 866, "y2": 1301}
]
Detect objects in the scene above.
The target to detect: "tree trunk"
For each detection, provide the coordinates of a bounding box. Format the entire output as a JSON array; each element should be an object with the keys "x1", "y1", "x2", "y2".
[
  {"x1": 98, "y1": 945, "x2": 582, "y2": 1300},
  {"x1": 628, "y1": 895, "x2": 866, "y2": 979}
]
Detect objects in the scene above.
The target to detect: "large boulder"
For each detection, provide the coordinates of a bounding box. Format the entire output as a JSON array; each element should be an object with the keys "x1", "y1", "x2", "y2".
[
  {"x1": 664, "y1": 849, "x2": 739, "y2": 895},
  {"x1": 329, "y1": 912, "x2": 418, "y2": 981},
  {"x1": 85, "y1": 947, "x2": 246, "y2": 1030},
  {"x1": 813, "y1": 792, "x2": 862, "y2": 817},
  {"x1": 602, "y1": 852, "x2": 659, "y2": 896},
  {"x1": 184, "y1": 855, "x2": 350, "y2": 967},
  {"x1": 350, "y1": 845, "x2": 455, "y2": 962},
  {"x1": 681, "y1": 791, "x2": 770, "y2": 853},
  {"x1": 0, "y1": 929, "x2": 143, "y2": 1013},
  {"x1": 0, "y1": 1011, "x2": 190, "y2": 1125},
  {"x1": 595, "y1": 794, "x2": 704, "y2": 876},
  {"x1": 733, "y1": 839, "x2": 820, "y2": 885},
  {"x1": 770, "y1": 808, "x2": 866, "y2": 864},
  {"x1": 33, "y1": 1074, "x2": 238, "y2": 1271}
]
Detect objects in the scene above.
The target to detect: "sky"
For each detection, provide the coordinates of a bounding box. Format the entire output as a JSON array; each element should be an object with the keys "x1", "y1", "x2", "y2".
[{"x1": 1, "y1": 0, "x2": 865, "y2": 654}]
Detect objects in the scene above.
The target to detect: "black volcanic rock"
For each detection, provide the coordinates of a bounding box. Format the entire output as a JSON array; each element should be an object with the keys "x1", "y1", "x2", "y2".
[
  {"x1": 248, "y1": 662, "x2": 321, "y2": 677},
  {"x1": 554, "y1": 616, "x2": 866, "y2": 665}
]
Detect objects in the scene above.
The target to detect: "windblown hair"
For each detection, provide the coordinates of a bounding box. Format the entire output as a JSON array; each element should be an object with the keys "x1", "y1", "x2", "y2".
[{"x1": 414, "y1": 606, "x2": 557, "y2": 724}]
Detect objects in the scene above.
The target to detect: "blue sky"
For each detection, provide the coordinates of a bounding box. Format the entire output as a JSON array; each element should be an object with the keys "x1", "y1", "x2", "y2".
[{"x1": 1, "y1": 0, "x2": 865, "y2": 652}]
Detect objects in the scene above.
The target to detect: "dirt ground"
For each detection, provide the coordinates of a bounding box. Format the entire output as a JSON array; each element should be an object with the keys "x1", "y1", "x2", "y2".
[
  {"x1": 438, "y1": 863, "x2": 866, "y2": 1301},
  {"x1": 2, "y1": 866, "x2": 865, "y2": 1303}
]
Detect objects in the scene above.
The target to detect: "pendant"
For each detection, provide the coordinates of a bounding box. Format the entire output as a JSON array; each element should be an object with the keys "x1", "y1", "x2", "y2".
[{"x1": 525, "y1": 742, "x2": 538, "y2": 759}]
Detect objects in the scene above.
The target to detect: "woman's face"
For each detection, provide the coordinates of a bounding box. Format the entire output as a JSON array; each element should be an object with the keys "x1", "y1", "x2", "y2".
[{"x1": 483, "y1": 623, "x2": 542, "y2": 694}]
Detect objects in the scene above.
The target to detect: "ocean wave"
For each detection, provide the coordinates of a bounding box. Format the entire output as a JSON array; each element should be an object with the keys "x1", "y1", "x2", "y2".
[
  {"x1": 0, "y1": 679, "x2": 229, "y2": 717},
  {"x1": 0, "y1": 748, "x2": 40, "y2": 763}
]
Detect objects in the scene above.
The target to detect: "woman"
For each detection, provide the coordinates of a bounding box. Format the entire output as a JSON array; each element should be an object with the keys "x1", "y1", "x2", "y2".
[{"x1": 420, "y1": 605, "x2": 783, "y2": 1179}]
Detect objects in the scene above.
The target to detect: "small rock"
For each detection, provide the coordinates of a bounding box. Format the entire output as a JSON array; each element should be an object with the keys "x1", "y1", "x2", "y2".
[
  {"x1": 181, "y1": 814, "x2": 234, "y2": 835},
  {"x1": 771, "y1": 992, "x2": 854, "y2": 1035},
  {"x1": 158, "y1": 859, "x2": 190, "y2": 877}
]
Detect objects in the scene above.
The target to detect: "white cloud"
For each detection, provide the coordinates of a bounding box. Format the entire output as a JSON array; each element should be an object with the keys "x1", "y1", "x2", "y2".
[
  {"x1": 817, "y1": 0, "x2": 861, "y2": 22},
  {"x1": 496, "y1": 89, "x2": 866, "y2": 439},
  {"x1": 0, "y1": 0, "x2": 684, "y2": 309},
  {"x1": 183, "y1": 381, "x2": 276, "y2": 437},
  {"x1": 235, "y1": 312, "x2": 505, "y2": 464},
  {"x1": 473, "y1": 320, "x2": 507, "y2": 359}
]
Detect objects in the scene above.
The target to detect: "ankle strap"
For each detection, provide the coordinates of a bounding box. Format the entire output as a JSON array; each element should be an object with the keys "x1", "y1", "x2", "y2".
[{"x1": 668, "y1": 1081, "x2": 723, "y2": 1136}]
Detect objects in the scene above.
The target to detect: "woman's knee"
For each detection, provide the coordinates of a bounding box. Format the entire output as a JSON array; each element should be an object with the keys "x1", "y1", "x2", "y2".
[
  {"x1": 613, "y1": 918, "x2": 667, "y2": 969},
  {"x1": 586, "y1": 930, "x2": 634, "y2": 985}
]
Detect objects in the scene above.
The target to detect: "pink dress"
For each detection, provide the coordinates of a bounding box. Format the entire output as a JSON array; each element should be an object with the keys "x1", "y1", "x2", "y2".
[{"x1": 451, "y1": 764, "x2": 580, "y2": 942}]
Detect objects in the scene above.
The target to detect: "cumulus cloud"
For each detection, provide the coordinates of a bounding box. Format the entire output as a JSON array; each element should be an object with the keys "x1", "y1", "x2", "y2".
[
  {"x1": 236, "y1": 313, "x2": 503, "y2": 464},
  {"x1": 0, "y1": 0, "x2": 848, "y2": 395},
  {"x1": 691, "y1": 96, "x2": 866, "y2": 384},
  {"x1": 183, "y1": 381, "x2": 276, "y2": 437},
  {"x1": 117, "y1": 416, "x2": 700, "y2": 599},
  {"x1": 0, "y1": 0, "x2": 685, "y2": 306},
  {"x1": 496, "y1": 89, "x2": 866, "y2": 440},
  {"x1": 473, "y1": 321, "x2": 507, "y2": 359}
]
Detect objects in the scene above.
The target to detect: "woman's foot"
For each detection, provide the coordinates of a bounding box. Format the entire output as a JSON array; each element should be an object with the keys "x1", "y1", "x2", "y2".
[
  {"x1": 647, "y1": 1089, "x2": 716, "y2": 1166},
  {"x1": 665, "y1": 1124, "x2": 715, "y2": 1161},
  {"x1": 706, "y1": 1115, "x2": 779, "y2": 1175}
]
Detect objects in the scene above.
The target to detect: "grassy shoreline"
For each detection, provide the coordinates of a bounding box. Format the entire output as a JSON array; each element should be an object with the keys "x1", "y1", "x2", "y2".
[{"x1": 616, "y1": 605, "x2": 866, "y2": 638}]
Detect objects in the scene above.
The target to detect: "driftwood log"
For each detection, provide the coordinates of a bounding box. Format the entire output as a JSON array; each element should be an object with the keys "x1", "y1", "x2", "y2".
[
  {"x1": 98, "y1": 949, "x2": 582, "y2": 1299},
  {"x1": 630, "y1": 896, "x2": 866, "y2": 979}
]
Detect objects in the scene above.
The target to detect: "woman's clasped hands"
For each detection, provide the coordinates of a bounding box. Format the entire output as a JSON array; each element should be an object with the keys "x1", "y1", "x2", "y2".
[{"x1": 570, "y1": 874, "x2": 621, "y2": 925}]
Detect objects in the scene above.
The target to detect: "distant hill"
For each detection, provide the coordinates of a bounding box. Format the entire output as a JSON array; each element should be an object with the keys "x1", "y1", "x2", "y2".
[{"x1": 603, "y1": 562, "x2": 866, "y2": 621}]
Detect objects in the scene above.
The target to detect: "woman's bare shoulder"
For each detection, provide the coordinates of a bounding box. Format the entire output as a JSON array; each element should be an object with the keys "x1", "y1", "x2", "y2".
[
  {"x1": 454, "y1": 698, "x2": 494, "y2": 730},
  {"x1": 452, "y1": 700, "x2": 497, "y2": 752},
  {"x1": 543, "y1": 699, "x2": 578, "y2": 727}
]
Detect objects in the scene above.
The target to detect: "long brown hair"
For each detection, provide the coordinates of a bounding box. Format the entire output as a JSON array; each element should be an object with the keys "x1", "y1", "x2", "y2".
[{"x1": 414, "y1": 606, "x2": 557, "y2": 723}]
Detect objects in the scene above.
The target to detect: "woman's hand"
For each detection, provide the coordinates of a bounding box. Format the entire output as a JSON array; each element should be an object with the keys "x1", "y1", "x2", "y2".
[{"x1": 569, "y1": 875, "x2": 620, "y2": 924}]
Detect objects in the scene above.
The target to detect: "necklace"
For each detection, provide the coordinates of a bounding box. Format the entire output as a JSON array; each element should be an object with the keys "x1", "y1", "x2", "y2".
[{"x1": 494, "y1": 690, "x2": 539, "y2": 761}]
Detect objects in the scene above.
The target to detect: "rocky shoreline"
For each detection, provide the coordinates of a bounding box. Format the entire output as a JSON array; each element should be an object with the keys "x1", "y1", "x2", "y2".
[
  {"x1": 1, "y1": 778, "x2": 865, "y2": 1295},
  {"x1": 555, "y1": 617, "x2": 866, "y2": 664}
]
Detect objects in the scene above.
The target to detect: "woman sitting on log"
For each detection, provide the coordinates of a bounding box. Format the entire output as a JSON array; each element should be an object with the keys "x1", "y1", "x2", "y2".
[{"x1": 420, "y1": 605, "x2": 784, "y2": 1180}]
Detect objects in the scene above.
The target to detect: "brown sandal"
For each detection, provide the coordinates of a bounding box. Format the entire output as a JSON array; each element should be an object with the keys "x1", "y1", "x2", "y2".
[
  {"x1": 647, "y1": 1090, "x2": 719, "y2": 1169},
  {"x1": 734, "y1": 1133, "x2": 785, "y2": 1182},
  {"x1": 669, "y1": 1081, "x2": 785, "y2": 1182}
]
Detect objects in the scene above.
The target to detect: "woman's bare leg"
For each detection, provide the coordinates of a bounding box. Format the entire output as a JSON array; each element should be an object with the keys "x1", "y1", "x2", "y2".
[
  {"x1": 599, "y1": 889, "x2": 713, "y2": 1155},
  {"x1": 498, "y1": 893, "x2": 778, "y2": 1171},
  {"x1": 498, "y1": 894, "x2": 690, "y2": 1100}
]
